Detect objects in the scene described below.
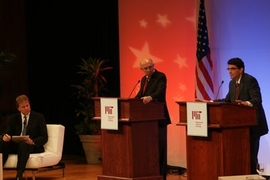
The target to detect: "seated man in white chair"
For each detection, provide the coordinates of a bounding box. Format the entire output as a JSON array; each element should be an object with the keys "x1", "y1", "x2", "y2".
[{"x1": 0, "y1": 94, "x2": 48, "y2": 180}]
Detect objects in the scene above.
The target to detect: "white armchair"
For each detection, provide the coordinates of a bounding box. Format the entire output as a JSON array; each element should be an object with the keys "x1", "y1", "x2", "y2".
[{"x1": 3, "y1": 124, "x2": 65, "y2": 180}]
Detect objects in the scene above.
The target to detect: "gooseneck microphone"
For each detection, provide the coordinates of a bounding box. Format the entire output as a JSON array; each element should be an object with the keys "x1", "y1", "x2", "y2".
[
  {"x1": 128, "y1": 80, "x2": 140, "y2": 98},
  {"x1": 215, "y1": 80, "x2": 224, "y2": 100}
]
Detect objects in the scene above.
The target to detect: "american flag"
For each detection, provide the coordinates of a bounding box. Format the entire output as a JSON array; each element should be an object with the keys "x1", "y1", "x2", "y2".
[{"x1": 195, "y1": 0, "x2": 214, "y2": 100}]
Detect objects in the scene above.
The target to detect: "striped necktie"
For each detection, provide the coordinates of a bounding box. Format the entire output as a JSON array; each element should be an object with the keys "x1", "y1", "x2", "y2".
[
  {"x1": 235, "y1": 83, "x2": 240, "y2": 100},
  {"x1": 143, "y1": 76, "x2": 150, "y2": 94},
  {"x1": 22, "y1": 116, "x2": 27, "y2": 135}
]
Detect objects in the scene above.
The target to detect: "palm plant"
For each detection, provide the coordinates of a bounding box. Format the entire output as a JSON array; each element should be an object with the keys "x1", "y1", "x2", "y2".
[
  {"x1": 72, "y1": 56, "x2": 113, "y2": 135},
  {"x1": 0, "y1": 50, "x2": 16, "y2": 132},
  {"x1": 0, "y1": 50, "x2": 16, "y2": 81}
]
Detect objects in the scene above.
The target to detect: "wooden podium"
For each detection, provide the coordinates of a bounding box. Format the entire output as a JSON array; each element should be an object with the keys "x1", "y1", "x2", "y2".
[
  {"x1": 93, "y1": 97, "x2": 165, "y2": 180},
  {"x1": 176, "y1": 102, "x2": 257, "y2": 180}
]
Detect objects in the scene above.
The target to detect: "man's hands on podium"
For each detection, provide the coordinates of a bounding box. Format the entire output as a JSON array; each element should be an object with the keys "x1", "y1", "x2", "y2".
[
  {"x1": 195, "y1": 98, "x2": 252, "y2": 107},
  {"x1": 235, "y1": 100, "x2": 252, "y2": 106},
  {"x1": 141, "y1": 96, "x2": 152, "y2": 104},
  {"x1": 195, "y1": 98, "x2": 211, "y2": 102}
]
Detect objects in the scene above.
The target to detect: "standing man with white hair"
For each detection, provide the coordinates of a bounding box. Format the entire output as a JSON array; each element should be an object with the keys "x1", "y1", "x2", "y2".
[{"x1": 135, "y1": 58, "x2": 171, "y2": 180}]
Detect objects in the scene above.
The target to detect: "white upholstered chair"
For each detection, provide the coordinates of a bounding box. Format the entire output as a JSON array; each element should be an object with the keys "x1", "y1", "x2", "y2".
[
  {"x1": 218, "y1": 174, "x2": 266, "y2": 180},
  {"x1": 3, "y1": 124, "x2": 65, "y2": 180}
]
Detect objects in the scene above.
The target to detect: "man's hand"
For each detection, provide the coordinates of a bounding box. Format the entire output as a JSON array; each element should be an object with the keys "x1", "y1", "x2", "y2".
[
  {"x1": 22, "y1": 137, "x2": 35, "y2": 145},
  {"x1": 2, "y1": 134, "x2": 11, "y2": 142},
  {"x1": 141, "y1": 96, "x2": 152, "y2": 104},
  {"x1": 195, "y1": 98, "x2": 210, "y2": 102},
  {"x1": 235, "y1": 100, "x2": 252, "y2": 106}
]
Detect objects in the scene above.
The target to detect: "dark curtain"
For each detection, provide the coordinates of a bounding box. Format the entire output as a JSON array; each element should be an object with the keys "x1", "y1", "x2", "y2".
[
  {"x1": 0, "y1": 0, "x2": 28, "y2": 114},
  {"x1": 1, "y1": 0, "x2": 120, "y2": 154},
  {"x1": 0, "y1": 0, "x2": 28, "y2": 133}
]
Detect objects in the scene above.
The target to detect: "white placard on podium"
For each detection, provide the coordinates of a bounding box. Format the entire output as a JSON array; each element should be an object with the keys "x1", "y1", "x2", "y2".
[
  {"x1": 100, "y1": 98, "x2": 118, "y2": 130},
  {"x1": 187, "y1": 102, "x2": 207, "y2": 137}
]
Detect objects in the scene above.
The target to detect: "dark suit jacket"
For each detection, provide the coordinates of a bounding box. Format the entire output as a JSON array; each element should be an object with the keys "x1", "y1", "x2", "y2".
[
  {"x1": 135, "y1": 70, "x2": 171, "y2": 126},
  {"x1": 215, "y1": 73, "x2": 268, "y2": 136},
  {"x1": 4, "y1": 111, "x2": 48, "y2": 152}
]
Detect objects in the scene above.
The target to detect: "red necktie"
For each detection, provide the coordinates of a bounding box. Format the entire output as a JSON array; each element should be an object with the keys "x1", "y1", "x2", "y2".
[
  {"x1": 235, "y1": 83, "x2": 240, "y2": 100},
  {"x1": 143, "y1": 76, "x2": 150, "y2": 94}
]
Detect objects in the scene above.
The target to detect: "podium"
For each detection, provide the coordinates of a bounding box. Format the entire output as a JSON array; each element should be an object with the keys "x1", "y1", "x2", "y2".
[
  {"x1": 176, "y1": 102, "x2": 257, "y2": 180},
  {"x1": 93, "y1": 97, "x2": 165, "y2": 180}
]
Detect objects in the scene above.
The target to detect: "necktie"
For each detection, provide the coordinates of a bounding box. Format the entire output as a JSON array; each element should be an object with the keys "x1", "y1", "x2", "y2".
[
  {"x1": 235, "y1": 83, "x2": 240, "y2": 100},
  {"x1": 22, "y1": 116, "x2": 27, "y2": 135},
  {"x1": 143, "y1": 76, "x2": 150, "y2": 94}
]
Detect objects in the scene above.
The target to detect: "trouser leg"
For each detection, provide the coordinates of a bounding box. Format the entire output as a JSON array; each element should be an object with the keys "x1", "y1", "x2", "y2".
[
  {"x1": 0, "y1": 140, "x2": 17, "y2": 166},
  {"x1": 250, "y1": 134, "x2": 260, "y2": 174},
  {"x1": 16, "y1": 142, "x2": 33, "y2": 174},
  {"x1": 159, "y1": 126, "x2": 167, "y2": 180}
]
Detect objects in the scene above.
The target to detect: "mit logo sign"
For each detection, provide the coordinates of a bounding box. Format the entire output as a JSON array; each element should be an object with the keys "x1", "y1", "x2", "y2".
[
  {"x1": 192, "y1": 111, "x2": 202, "y2": 120},
  {"x1": 105, "y1": 106, "x2": 113, "y2": 114}
]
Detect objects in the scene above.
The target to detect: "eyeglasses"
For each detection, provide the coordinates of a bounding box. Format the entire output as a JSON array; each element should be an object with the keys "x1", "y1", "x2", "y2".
[
  {"x1": 141, "y1": 65, "x2": 153, "y2": 71},
  {"x1": 226, "y1": 67, "x2": 238, "y2": 71}
]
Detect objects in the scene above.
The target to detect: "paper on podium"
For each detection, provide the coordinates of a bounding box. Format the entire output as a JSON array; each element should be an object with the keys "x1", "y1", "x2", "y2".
[{"x1": 11, "y1": 135, "x2": 29, "y2": 143}]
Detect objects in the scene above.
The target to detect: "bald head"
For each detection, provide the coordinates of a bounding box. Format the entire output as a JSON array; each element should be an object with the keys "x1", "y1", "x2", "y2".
[
  {"x1": 140, "y1": 58, "x2": 155, "y2": 76},
  {"x1": 140, "y1": 58, "x2": 154, "y2": 67}
]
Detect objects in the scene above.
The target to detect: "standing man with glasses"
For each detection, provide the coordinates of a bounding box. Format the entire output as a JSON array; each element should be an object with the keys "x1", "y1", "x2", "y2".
[
  {"x1": 0, "y1": 94, "x2": 48, "y2": 180},
  {"x1": 135, "y1": 58, "x2": 171, "y2": 180},
  {"x1": 197, "y1": 57, "x2": 268, "y2": 174}
]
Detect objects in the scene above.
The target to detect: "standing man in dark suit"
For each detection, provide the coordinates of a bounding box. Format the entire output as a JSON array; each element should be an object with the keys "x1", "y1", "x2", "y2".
[
  {"x1": 135, "y1": 58, "x2": 171, "y2": 180},
  {"x1": 219, "y1": 57, "x2": 268, "y2": 174},
  {"x1": 0, "y1": 94, "x2": 48, "y2": 180},
  {"x1": 198, "y1": 57, "x2": 268, "y2": 174}
]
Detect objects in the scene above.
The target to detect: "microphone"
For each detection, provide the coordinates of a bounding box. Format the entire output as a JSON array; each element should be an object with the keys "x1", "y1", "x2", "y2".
[
  {"x1": 215, "y1": 80, "x2": 224, "y2": 100},
  {"x1": 128, "y1": 80, "x2": 140, "y2": 98}
]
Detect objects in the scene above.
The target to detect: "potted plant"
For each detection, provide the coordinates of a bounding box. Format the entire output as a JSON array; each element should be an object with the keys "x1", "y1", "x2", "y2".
[
  {"x1": 0, "y1": 49, "x2": 16, "y2": 133},
  {"x1": 71, "y1": 56, "x2": 113, "y2": 164},
  {"x1": 0, "y1": 49, "x2": 16, "y2": 83},
  {"x1": 0, "y1": 50, "x2": 16, "y2": 70}
]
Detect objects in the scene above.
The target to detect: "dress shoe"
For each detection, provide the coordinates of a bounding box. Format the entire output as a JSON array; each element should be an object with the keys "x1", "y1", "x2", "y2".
[
  {"x1": 16, "y1": 177, "x2": 23, "y2": 180},
  {"x1": 16, "y1": 171, "x2": 23, "y2": 180}
]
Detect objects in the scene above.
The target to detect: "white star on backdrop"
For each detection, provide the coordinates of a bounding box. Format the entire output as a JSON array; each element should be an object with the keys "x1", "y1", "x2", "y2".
[
  {"x1": 156, "y1": 14, "x2": 171, "y2": 27},
  {"x1": 179, "y1": 83, "x2": 187, "y2": 92},
  {"x1": 174, "y1": 54, "x2": 188, "y2": 69},
  {"x1": 173, "y1": 94, "x2": 185, "y2": 101},
  {"x1": 173, "y1": 83, "x2": 187, "y2": 101},
  {"x1": 186, "y1": 8, "x2": 196, "y2": 31},
  {"x1": 129, "y1": 41, "x2": 163, "y2": 68},
  {"x1": 139, "y1": 19, "x2": 148, "y2": 28}
]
